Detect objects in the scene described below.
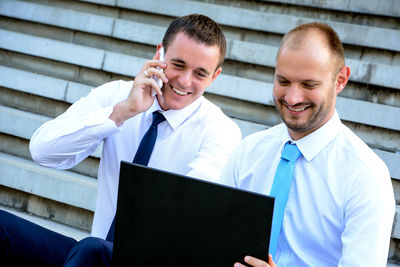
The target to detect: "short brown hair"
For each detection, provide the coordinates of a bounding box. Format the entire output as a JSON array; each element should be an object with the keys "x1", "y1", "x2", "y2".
[
  {"x1": 162, "y1": 14, "x2": 226, "y2": 70},
  {"x1": 279, "y1": 22, "x2": 345, "y2": 73}
]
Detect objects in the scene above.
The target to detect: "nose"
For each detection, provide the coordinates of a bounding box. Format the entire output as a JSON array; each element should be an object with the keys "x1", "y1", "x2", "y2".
[
  {"x1": 177, "y1": 70, "x2": 192, "y2": 89},
  {"x1": 284, "y1": 84, "x2": 304, "y2": 106}
]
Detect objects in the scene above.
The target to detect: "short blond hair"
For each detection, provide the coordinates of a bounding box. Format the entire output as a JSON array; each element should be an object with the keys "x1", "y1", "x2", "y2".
[{"x1": 279, "y1": 22, "x2": 345, "y2": 73}]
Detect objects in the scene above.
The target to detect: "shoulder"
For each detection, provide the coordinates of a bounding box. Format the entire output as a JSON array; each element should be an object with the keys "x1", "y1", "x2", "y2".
[
  {"x1": 219, "y1": 123, "x2": 285, "y2": 186},
  {"x1": 196, "y1": 97, "x2": 242, "y2": 138},
  {"x1": 338, "y1": 125, "x2": 389, "y2": 175},
  {"x1": 333, "y1": 124, "x2": 392, "y2": 201},
  {"x1": 198, "y1": 97, "x2": 230, "y2": 122},
  {"x1": 231, "y1": 123, "x2": 286, "y2": 160}
]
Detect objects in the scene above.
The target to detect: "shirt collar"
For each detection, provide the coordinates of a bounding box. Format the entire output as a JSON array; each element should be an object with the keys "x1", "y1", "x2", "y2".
[
  {"x1": 283, "y1": 110, "x2": 342, "y2": 162},
  {"x1": 145, "y1": 96, "x2": 203, "y2": 130}
]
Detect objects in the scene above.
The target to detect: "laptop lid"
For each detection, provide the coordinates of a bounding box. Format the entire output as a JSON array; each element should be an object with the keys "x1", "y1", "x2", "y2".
[{"x1": 112, "y1": 161, "x2": 274, "y2": 266}]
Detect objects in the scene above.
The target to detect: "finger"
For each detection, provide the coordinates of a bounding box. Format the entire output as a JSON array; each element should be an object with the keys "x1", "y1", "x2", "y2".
[
  {"x1": 146, "y1": 78, "x2": 163, "y2": 96},
  {"x1": 135, "y1": 77, "x2": 162, "y2": 97},
  {"x1": 267, "y1": 254, "x2": 277, "y2": 267},
  {"x1": 144, "y1": 67, "x2": 168, "y2": 83},
  {"x1": 140, "y1": 60, "x2": 167, "y2": 73},
  {"x1": 233, "y1": 262, "x2": 246, "y2": 267},
  {"x1": 244, "y1": 255, "x2": 270, "y2": 267}
]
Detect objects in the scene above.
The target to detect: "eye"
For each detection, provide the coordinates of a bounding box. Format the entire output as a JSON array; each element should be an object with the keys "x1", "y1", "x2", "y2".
[
  {"x1": 277, "y1": 79, "x2": 290, "y2": 86},
  {"x1": 196, "y1": 72, "x2": 206, "y2": 78},
  {"x1": 303, "y1": 83, "x2": 318, "y2": 89},
  {"x1": 172, "y1": 63, "x2": 184, "y2": 69}
]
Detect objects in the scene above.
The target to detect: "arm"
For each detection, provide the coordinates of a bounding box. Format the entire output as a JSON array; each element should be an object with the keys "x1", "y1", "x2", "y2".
[
  {"x1": 338, "y1": 166, "x2": 395, "y2": 266},
  {"x1": 30, "y1": 51, "x2": 167, "y2": 169},
  {"x1": 218, "y1": 135, "x2": 248, "y2": 187},
  {"x1": 29, "y1": 81, "x2": 123, "y2": 169}
]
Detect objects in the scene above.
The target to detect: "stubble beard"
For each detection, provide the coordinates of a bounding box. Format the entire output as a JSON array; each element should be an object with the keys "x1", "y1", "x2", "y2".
[{"x1": 274, "y1": 91, "x2": 334, "y2": 136}]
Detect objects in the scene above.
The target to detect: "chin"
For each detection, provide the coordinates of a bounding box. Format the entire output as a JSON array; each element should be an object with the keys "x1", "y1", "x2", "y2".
[
  {"x1": 283, "y1": 118, "x2": 309, "y2": 131},
  {"x1": 162, "y1": 98, "x2": 187, "y2": 111}
]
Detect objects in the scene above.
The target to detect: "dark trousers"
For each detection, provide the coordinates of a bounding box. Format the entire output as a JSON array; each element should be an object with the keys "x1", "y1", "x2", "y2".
[
  {"x1": 63, "y1": 237, "x2": 113, "y2": 266},
  {"x1": 0, "y1": 209, "x2": 77, "y2": 266}
]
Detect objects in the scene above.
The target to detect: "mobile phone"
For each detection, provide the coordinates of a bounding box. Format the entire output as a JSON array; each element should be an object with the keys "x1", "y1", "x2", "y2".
[{"x1": 153, "y1": 47, "x2": 164, "y2": 92}]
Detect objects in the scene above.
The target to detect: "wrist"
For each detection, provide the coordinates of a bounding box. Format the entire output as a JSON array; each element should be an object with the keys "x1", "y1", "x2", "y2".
[{"x1": 109, "y1": 101, "x2": 139, "y2": 126}]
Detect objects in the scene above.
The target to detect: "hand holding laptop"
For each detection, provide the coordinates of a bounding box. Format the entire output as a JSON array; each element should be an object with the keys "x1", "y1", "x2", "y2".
[{"x1": 234, "y1": 254, "x2": 276, "y2": 267}]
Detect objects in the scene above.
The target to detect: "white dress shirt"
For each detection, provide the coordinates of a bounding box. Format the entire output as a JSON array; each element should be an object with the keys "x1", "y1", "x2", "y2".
[
  {"x1": 30, "y1": 80, "x2": 242, "y2": 239},
  {"x1": 220, "y1": 111, "x2": 394, "y2": 266}
]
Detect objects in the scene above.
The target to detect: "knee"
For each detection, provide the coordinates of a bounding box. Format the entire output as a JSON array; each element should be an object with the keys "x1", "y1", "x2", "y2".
[
  {"x1": 64, "y1": 237, "x2": 113, "y2": 266},
  {"x1": 78, "y1": 237, "x2": 110, "y2": 253},
  {"x1": 69, "y1": 237, "x2": 113, "y2": 257}
]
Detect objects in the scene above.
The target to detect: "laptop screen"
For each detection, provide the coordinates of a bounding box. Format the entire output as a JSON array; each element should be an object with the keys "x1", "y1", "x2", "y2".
[{"x1": 113, "y1": 161, "x2": 274, "y2": 266}]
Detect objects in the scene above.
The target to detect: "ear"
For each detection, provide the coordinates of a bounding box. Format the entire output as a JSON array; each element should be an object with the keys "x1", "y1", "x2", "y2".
[
  {"x1": 211, "y1": 67, "x2": 222, "y2": 82},
  {"x1": 335, "y1": 65, "x2": 350, "y2": 94},
  {"x1": 154, "y1": 43, "x2": 164, "y2": 60}
]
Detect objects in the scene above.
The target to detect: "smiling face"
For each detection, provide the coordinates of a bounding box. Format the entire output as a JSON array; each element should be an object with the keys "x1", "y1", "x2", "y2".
[
  {"x1": 156, "y1": 32, "x2": 222, "y2": 111},
  {"x1": 273, "y1": 31, "x2": 346, "y2": 140}
]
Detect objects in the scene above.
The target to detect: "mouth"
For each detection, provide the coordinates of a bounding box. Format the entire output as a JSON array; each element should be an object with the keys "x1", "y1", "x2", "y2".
[
  {"x1": 172, "y1": 87, "x2": 189, "y2": 96},
  {"x1": 287, "y1": 106, "x2": 307, "y2": 112},
  {"x1": 284, "y1": 102, "x2": 311, "y2": 113}
]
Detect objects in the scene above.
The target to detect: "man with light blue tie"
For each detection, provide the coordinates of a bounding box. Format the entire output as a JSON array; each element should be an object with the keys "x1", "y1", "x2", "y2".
[{"x1": 221, "y1": 22, "x2": 395, "y2": 267}]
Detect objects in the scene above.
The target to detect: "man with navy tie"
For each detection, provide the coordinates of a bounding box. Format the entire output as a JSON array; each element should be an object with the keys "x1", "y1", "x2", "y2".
[
  {"x1": 0, "y1": 14, "x2": 241, "y2": 265},
  {"x1": 221, "y1": 22, "x2": 395, "y2": 267}
]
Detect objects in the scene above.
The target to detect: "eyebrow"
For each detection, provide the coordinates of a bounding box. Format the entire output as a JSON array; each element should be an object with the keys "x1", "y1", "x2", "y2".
[
  {"x1": 275, "y1": 74, "x2": 288, "y2": 80},
  {"x1": 275, "y1": 74, "x2": 319, "y2": 83},
  {"x1": 302, "y1": 80, "x2": 320, "y2": 84},
  {"x1": 171, "y1": 58, "x2": 211, "y2": 76}
]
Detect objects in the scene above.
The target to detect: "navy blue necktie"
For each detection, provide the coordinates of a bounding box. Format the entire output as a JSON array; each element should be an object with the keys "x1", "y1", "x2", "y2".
[
  {"x1": 269, "y1": 142, "x2": 302, "y2": 258},
  {"x1": 106, "y1": 111, "x2": 166, "y2": 242}
]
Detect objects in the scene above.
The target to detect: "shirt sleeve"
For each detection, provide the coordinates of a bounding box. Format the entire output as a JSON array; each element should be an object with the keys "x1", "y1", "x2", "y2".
[
  {"x1": 185, "y1": 119, "x2": 242, "y2": 183},
  {"x1": 29, "y1": 80, "x2": 127, "y2": 169},
  {"x1": 338, "y1": 165, "x2": 395, "y2": 266},
  {"x1": 218, "y1": 141, "x2": 244, "y2": 188}
]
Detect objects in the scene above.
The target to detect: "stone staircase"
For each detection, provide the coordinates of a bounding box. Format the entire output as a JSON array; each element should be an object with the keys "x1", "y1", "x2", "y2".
[{"x1": 0, "y1": 0, "x2": 399, "y2": 264}]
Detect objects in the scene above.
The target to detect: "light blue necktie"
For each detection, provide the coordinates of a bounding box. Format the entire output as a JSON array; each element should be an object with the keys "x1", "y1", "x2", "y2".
[{"x1": 269, "y1": 142, "x2": 302, "y2": 258}]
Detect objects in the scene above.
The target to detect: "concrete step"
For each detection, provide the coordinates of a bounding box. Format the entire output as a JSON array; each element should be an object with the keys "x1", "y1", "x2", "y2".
[
  {"x1": 112, "y1": 0, "x2": 400, "y2": 52},
  {"x1": 257, "y1": 0, "x2": 400, "y2": 17},
  {"x1": 1, "y1": 0, "x2": 399, "y2": 89},
  {"x1": 0, "y1": 151, "x2": 97, "y2": 211},
  {"x1": 0, "y1": 103, "x2": 103, "y2": 159},
  {"x1": 0, "y1": 204, "x2": 90, "y2": 240},
  {"x1": 1, "y1": 30, "x2": 400, "y2": 131}
]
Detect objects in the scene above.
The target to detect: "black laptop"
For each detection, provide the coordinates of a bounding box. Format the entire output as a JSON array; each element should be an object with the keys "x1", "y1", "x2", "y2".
[{"x1": 112, "y1": 161, "x2": 274, "y2": 266}]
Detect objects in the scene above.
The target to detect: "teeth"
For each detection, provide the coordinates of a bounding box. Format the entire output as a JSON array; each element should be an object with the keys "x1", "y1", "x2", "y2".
[
  {"x1": 173, "y1": 87, "x2": 188, "y2": 96},
  {"x1": 287, "y1": 106, "x2": 307, "y2": 112}
]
